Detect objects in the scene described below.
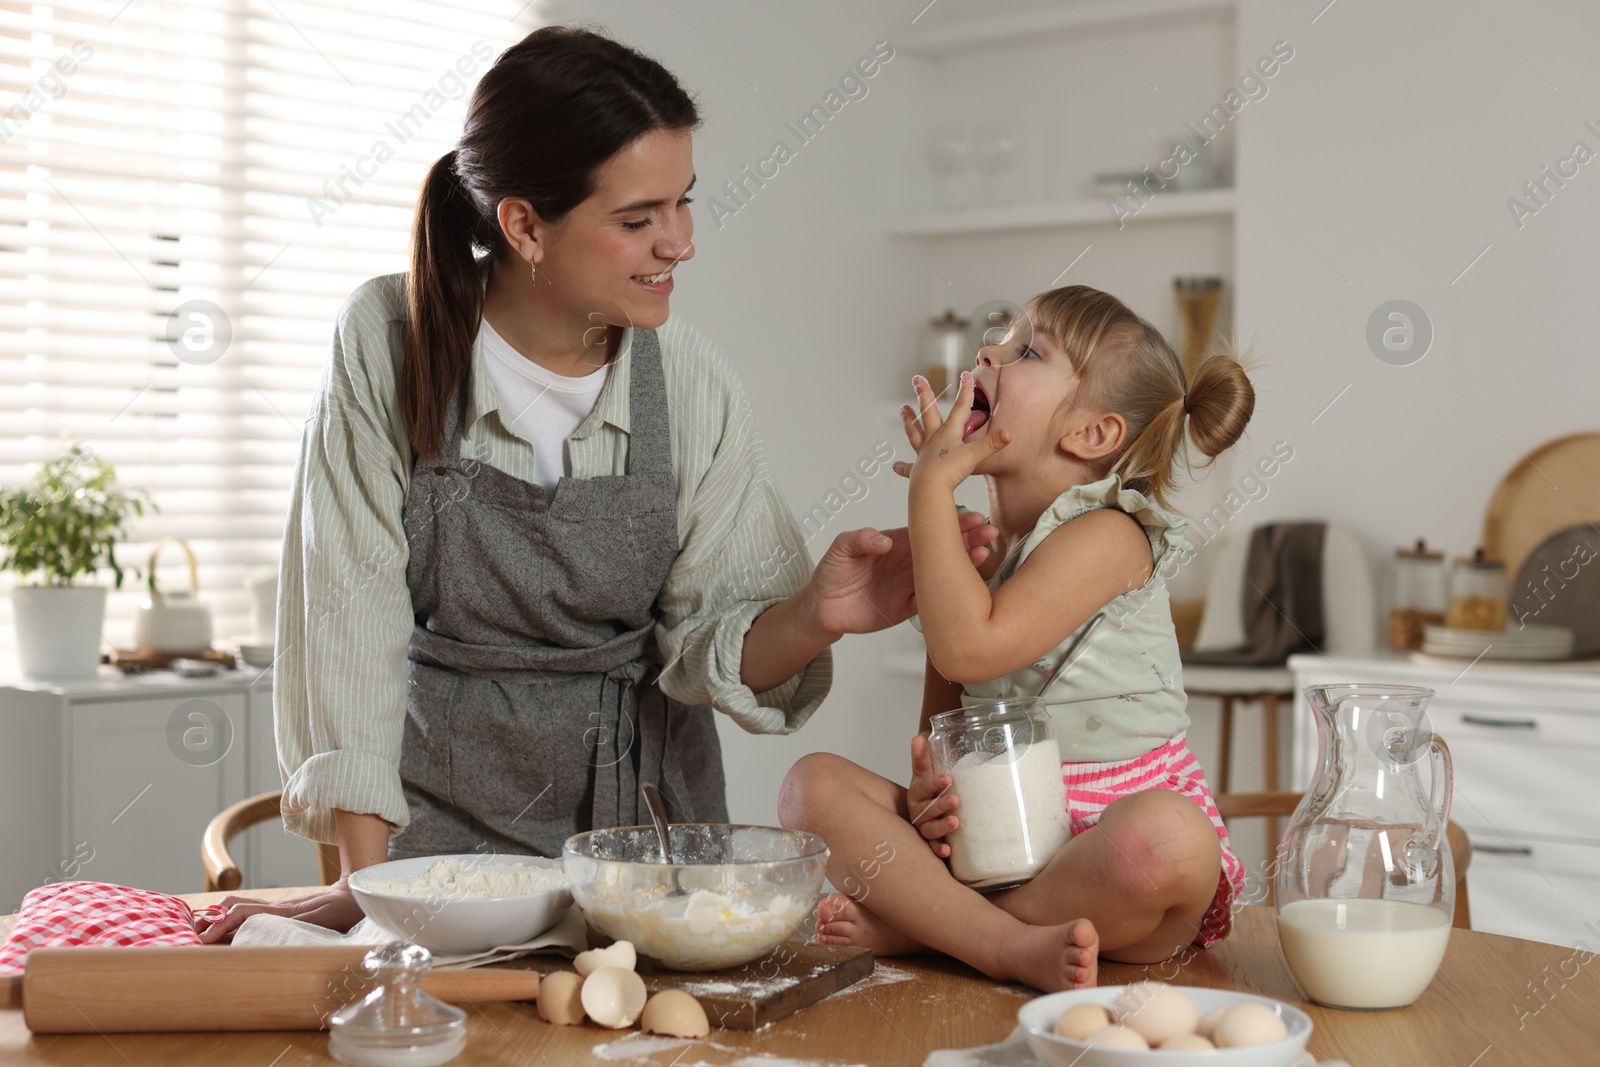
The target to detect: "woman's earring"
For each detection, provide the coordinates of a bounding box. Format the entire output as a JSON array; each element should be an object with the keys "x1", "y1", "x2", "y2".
[{"x1": 529, "y1": 259, "x2": 537, "y2": 286}]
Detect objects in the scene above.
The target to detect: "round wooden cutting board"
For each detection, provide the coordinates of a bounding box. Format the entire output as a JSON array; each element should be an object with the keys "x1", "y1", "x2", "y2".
[{"x1": 1481, "y1": 432, "x2": 1600, "y2": 580}]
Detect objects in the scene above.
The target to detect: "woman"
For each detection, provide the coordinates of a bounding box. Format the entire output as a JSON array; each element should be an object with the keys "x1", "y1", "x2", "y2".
[{"x1": 196, "y1": 25, "x2": 993, "y2": 940}]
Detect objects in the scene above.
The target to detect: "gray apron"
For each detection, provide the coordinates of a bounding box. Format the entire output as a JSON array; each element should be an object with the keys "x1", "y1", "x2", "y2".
[{"x1": 391, "y1": 327, "x2": 727, "y2": 859}]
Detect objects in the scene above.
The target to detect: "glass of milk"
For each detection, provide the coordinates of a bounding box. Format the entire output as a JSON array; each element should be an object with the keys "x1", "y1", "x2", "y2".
[
  {"x1": 1274, "y1": 684, "x2": 1455, "y2": 1010},
  {"x1": 928, "y1": 698, "x2": 1070, "y2": 890}
]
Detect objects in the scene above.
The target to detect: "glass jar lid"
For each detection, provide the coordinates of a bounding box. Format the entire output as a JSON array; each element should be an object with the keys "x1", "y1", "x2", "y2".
[
  {"x1": 1453, "y1": 546, "x2": 1504, "y2": 572},
  {"x1": 1395, "y1": 538, "x2": 1443, "y2": 561}
]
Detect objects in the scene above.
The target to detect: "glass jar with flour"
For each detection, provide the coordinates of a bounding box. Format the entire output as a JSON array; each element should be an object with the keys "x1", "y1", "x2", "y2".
[{"x1": 928, "y1": 698, "x2": 1070, "y2": 890}]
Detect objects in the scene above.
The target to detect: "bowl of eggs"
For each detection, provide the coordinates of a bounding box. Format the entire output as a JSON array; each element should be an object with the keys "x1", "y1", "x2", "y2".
[
  {"x1": 1018, "y1": 981, "x2": 1313, "y2": 1067},
  {"x1": 563, "y1": 824, "x2": 827, "y2": 971}
]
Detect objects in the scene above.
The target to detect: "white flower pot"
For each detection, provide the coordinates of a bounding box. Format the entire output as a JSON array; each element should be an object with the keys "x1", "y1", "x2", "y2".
[{"x1": 12, "y1": 585, "x2": 108, "y2": 680}]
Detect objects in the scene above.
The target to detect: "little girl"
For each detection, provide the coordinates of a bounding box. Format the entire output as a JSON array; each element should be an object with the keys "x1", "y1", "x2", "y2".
[{"x1": 778, "y1": 285, "x2": 1253, "y2": 992}]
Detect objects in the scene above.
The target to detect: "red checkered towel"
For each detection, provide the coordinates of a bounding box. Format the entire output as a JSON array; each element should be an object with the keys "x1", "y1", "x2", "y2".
[{"x1": 0, "y1": 880, "x2": 203, "y2": 975}]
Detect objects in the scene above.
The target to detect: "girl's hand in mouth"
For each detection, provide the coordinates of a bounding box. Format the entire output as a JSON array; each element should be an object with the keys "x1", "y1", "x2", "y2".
[{"x1": 893, "y1": 372, "x2": 1011, "y2": 493}]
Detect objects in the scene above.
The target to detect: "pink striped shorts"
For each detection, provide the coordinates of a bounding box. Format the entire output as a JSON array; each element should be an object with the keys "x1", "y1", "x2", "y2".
[{"x1": 1061, "y1": 734, "x2": 1246, "y2": 947}]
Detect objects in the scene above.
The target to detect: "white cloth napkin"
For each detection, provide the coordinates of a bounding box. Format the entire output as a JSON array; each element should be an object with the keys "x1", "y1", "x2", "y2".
[{"x1": 231, "y1": 903, "x2": 589, "y2": 970}]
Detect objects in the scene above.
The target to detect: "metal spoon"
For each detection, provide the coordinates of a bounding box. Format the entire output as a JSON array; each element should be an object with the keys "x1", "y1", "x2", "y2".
[
  {"x1": 641, "y1": 782, "x2": 684, "y2": 897},
  {"x1": 641, "y1": 782, "x2": 673, "y2": 863},
  {"x1": 1039, "y1": 611, "x2": 1105, "y2": 696}
]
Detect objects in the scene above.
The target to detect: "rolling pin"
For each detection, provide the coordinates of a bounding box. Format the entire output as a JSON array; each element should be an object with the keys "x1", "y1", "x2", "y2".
[{"x1": 19, "y1": 945, "x2": 543, "y2": 1033}]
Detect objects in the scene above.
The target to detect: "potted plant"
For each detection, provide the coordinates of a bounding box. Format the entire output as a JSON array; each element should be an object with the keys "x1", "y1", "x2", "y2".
[{"x1": 0, "y1": 443, "x2": 152, "y2": 679}]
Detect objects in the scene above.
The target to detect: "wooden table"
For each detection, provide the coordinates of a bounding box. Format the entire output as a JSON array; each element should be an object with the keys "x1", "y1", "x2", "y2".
[{"x1": 1, "y1": 887, "x2": 1592, "y2": 1065}]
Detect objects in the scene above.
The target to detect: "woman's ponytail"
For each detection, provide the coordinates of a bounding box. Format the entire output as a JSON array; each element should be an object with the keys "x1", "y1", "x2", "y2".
[{"x1": 404, "y1": 151, "x2": 490, "y2": 459}]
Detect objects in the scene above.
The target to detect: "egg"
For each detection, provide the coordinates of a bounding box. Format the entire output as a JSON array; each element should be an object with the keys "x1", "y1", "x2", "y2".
[
  {"x1": 580, "y1": 966, "x2": 648, "y2": 1029},
  {"x1": 639, "y1": 989, "x2": 710, "y2": 1038},
  {"x1": 1213, "y1": 1001, "x2": 1289, "y2": 1047},
  {"x1": 1160, "y1": 1033, "x2": 1217, "y2": 1051},
  {"x1": 1196, "y1": 1005, "x2": 1228, "y2": 1039},
  {"x1": 1111, "y1": 981, "x2": 1198, "y2": 1045},
  {"x1": 1053, "y1": 1003, "x2": 1112, "y2": 1040},
  {"x1": 575, "y1": 940, "x2": 637, "y2": 977},
  {"x1": 536, "y1": 971, "x2": 585, "y2": 1026},
  {"x1": 1082, "y1": 1024, "x2": 1149, "y2": 1050}
]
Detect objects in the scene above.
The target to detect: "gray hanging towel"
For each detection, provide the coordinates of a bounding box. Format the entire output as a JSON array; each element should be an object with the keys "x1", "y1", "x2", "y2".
[{"x1": 1182, "y1": 522, "x2": 1327, "y2": 667}]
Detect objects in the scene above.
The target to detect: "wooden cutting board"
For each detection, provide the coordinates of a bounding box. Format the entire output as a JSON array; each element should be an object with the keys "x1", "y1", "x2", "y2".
[
  {"x1": 657, "y1": 941, "x2": 875, "y2": 1031},
  {"x1": 562, "y1": 940, "x2": 874, "y2": 1031},
  {"x1": 1482, "y1": 432, "x2": 1600, "y2": 579}
]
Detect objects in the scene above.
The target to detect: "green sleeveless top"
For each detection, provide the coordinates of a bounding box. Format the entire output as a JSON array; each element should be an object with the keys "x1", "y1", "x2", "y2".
[{"x1": 959, "y1": 473, "x2": 1193, "y2": 762}]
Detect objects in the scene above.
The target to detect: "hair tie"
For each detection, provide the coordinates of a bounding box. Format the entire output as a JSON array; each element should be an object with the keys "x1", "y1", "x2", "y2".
[{"x1": 1168, "y1": 347, "x2": 1191, "y2": 416}]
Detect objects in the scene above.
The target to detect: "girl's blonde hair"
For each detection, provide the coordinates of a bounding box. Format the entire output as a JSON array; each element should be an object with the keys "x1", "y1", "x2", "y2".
[{"x1": 1024, "y1": 285, "x2": 1254, "y2": 509}]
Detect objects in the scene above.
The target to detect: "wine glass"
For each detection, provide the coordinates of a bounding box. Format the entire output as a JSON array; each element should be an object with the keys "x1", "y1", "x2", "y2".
[{"x1": 927, "y1": 125, "x2": 972, "y2": 211}]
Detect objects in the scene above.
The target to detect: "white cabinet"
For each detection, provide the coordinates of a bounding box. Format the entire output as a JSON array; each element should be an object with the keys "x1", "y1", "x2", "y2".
[
  {"x1": 67, "y1": 692, "x2": 245, "y2": 898},
  {"x1": 0, "y1": 668, "x2": 315, "y2": 912},
  {"x1": 1288, "y1": 653, "x2": 1600, "y2": 948}
]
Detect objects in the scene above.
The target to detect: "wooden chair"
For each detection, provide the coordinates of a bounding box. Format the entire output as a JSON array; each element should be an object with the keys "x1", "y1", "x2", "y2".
[
  {"x1": 1215, "y1": 791, "x2": 1473, "y2": 930},
  {"x1": 202, "y1": 790, "x2": 341, "y2": 892}
]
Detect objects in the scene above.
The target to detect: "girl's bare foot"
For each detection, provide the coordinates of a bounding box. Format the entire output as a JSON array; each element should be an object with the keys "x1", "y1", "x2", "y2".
[
  {"x1": 814, "y1": 893, "x2": 931, "y2": 956},
  {"x1": 1002, "y1": 917, "x2": 1100, "y2": 991}
]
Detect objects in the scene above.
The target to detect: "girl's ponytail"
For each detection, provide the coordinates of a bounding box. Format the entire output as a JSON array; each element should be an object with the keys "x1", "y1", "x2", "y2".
[
  {"x1": 404, "y1": 151, "x2": 492, "y2": 459},
  {"x1": 1183, "y1": 346, "x2": 1254, "y2": 461}
]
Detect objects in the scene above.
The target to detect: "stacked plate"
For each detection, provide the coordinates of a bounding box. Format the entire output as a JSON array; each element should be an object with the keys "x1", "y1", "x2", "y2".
[{"x1": 1421, "y1": 623, "x2": 1574, "y2": 661}]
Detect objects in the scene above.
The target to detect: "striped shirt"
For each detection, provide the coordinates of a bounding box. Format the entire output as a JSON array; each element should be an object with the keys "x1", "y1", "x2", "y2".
[{"x1": 274, "y1": 271, "x2": 831, "y2": 844}]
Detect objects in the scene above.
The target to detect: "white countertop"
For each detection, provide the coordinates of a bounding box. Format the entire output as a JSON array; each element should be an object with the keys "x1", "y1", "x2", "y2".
[{"x1": 0, "y1": 664, "x2": 272, "y2": 698}]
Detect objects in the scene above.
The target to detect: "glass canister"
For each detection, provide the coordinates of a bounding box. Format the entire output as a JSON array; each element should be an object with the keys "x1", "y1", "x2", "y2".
[
  {"x1": 1445, "y1": 548, "x2": 1508, "y2": 632},
  {"x1": 928, "y1": 698, "x2": 1069, "y2": 890},
  {"x1": 920, "y1": 310, "x2": 967, "y2": 397},
  {"x1": 1387, "y1": 539, "x2": 1447, "y2": 651},
  {"x1": 1275, "y1": 685, "x2": 1454, "y2": 1011}
]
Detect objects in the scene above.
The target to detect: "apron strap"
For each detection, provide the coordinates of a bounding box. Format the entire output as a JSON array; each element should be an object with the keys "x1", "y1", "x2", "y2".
[{"x1": 588, "y1": 667, "x2": 692, "y2": 829}]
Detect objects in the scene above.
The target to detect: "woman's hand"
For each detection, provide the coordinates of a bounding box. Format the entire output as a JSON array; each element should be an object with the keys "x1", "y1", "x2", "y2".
[
  {"x1": 193, "y1": 879, "x2": 365, "y2": 944},
  {"x1": 807, "y1": 513, "x2": 997, "y2": 634},
  {"x1": 891, "y1": 373, "x2": 1010, "y2": 493},
  {"x1": 193, "y1": 808, "x2": 388, "y2": 943},
  {"x1": 906, "y1": 734, "x2": 959, "y2": 859}
]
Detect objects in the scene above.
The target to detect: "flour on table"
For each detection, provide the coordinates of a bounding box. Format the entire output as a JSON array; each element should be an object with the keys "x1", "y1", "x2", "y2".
[
  {"x1": 590, "y1": 1032, "x2": 863, "y2": 1067},
  {"x1": 826, "y1": 961, "x2": 916, "y2": 994}
]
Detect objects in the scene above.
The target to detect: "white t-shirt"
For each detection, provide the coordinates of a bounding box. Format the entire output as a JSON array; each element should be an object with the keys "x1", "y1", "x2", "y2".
[{"x1": 479, "y1": 316, "x2": 611, "y2": 488}]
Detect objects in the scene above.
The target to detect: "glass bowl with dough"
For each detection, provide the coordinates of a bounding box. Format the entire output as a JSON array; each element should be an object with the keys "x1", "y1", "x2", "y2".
[{"x1": 562, "y1": 824, "x2": 828, "y2": 971}]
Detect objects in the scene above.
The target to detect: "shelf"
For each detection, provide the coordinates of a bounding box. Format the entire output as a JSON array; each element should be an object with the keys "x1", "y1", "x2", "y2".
[
  {"x1": 898, "y1": 187, "x2": 1235, "y2": 237},
  {"x1": 898, "y1": 0, "x2": 1235, "y2": 58}
]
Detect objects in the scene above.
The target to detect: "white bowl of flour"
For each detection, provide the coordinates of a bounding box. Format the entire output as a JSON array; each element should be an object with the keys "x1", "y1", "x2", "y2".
[{"x1": 349, "y1": 854, "x2": 571, "y2": 954}]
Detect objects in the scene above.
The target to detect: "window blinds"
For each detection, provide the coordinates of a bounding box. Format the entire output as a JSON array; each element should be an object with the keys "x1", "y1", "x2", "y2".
[{"x1": 0, "y1": 0, "x2": 529, "y2": 658}]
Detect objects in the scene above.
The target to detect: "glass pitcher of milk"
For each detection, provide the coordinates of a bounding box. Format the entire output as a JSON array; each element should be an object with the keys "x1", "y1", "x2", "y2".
[
  {"x1": 1274, "y1": 684, "x2": 1455, "y2": 1010},
  {"x1": 928, "y1": 698, "x2": 1070, "y2": 891}
]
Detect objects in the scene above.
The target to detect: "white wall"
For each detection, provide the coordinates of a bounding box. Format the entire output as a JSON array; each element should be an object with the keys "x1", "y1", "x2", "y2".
[
  {"x1": 1234, "y1": 0, "x2": 1600, "y2": 557},
  {"x1": 1225, "y1": 0, "x2": 1600, "y2": 876},
  {"x1": 542, "y1": 0, "x2": 941, "y2": 819},
  {"x1": 547, "y1": 0, "x2": 1600, "y2": 833}
]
